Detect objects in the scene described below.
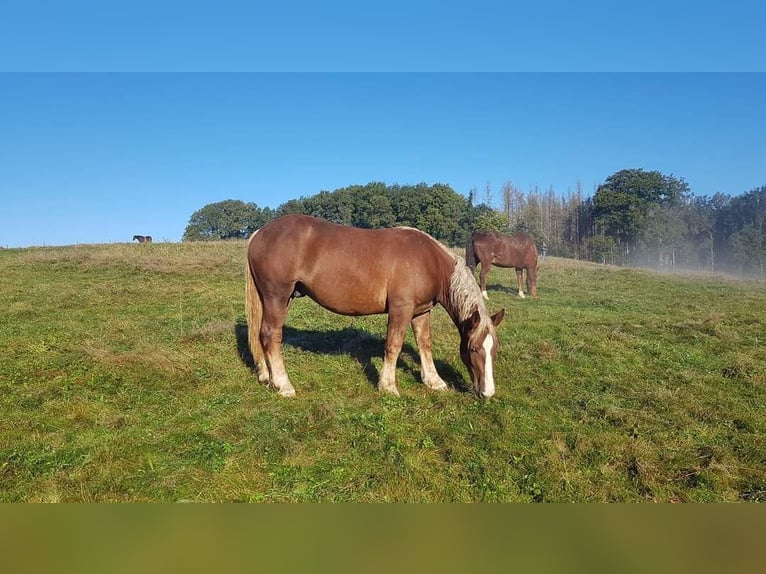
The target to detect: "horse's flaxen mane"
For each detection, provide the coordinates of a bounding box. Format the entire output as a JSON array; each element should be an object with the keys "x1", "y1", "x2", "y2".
[
  {"x1": 399, "y1": 226, "x2": 492, "y2": 330},
  {"x1": 448, "y1": 257, "x2": 493, "y2": 330}
]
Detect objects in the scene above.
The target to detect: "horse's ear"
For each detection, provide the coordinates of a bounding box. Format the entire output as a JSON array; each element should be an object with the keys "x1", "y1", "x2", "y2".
[
  {"x1": 491, "y1": 308, "x2": 505, "y2": 327},
  {"x1": 466, "y1": 309, "x2": 481, "y2": 330}
]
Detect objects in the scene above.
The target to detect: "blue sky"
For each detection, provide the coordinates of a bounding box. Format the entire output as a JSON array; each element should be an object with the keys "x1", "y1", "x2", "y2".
[
  {"x1": 2, "y1": 1, "x2": 765, "y2": 72},
  {"x1": 1, "y1": 73, "x2": 765, "y2": 247},
  {"x1": 1, "y1": 1, "x2": 765, "y2": 247}
]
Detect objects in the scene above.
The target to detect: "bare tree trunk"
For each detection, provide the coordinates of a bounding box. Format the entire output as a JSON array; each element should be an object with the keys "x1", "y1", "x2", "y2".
[{"x1": 483, "y1": 181, "x2": 493, "y2": 208}]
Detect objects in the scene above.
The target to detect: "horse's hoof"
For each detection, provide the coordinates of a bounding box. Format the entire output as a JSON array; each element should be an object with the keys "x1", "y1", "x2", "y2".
[
  {"x1": 278, "y1": 387, "x2": 296, "y2": 398},
  {"x1": 379, "y1": 385, "x2": 400, "y2": 397}
]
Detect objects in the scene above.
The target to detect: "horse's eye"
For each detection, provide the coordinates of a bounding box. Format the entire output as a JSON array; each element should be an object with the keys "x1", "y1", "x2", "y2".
[{"x1": 470, "y1": 346, "x2": 479, "y2": 353}]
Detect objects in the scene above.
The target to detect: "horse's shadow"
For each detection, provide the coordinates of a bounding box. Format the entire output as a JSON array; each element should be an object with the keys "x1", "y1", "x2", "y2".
[
  {"x1": 487, "y1": 282, "x2": 520, "y2": 296},
  {"x1": 234, "y1": 320, "x2": 470, "y2": 392}
]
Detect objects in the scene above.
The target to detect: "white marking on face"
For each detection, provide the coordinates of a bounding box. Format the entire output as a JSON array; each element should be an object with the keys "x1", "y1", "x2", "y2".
[{"x1": 482, "y1": 334, "x2": 495, "y2": 398}]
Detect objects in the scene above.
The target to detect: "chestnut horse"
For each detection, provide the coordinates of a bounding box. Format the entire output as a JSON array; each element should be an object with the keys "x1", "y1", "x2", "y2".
[
  {"x1": 246, "y1": 215, "x2": 505, "y2": 398},
  {"x1": 466, "y1": 230, "x2": 538, "y2": 299}
]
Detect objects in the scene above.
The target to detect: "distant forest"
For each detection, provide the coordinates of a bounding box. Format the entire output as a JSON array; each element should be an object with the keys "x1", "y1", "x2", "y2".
[{"x1": 183, "y1": 169, "x2": 766, "y2": 277}]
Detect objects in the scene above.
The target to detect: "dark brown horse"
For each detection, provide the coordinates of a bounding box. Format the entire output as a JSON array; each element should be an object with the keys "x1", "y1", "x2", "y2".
[
  {"x1": 466, "y1": 230, "x2": 538, "y2": 299},
  {"x1": 246, "y1": 214, "x2": 505, "y2": 398},
  {"x1": 133, "y1": 235, "x2": 152, "y2": 244}
]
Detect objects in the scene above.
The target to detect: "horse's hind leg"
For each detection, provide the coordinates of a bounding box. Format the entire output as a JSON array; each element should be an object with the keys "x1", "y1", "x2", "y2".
[
  {"x1": 479, "y1": 262, "x2": 491, "y2": 300},
  {"x1": 526, "y1": 265, "x2": 538, "y2": 298},
  {"x1": 515, "y1": 268, "x2": 526, "y2": 298},
  {"x1": 411, "y1": 313, "x2": 448, "y2": 391},
  {"x1": 378, "y1": 307, "x2": 412, "y2": 396},
  {"x1": 260, "y1": 294, "x2": 296, "y2": 397}
]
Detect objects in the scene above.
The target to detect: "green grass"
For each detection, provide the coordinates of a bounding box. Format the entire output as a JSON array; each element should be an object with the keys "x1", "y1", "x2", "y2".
[{"x1": 1, "y1": 242, "x2": 764, "y2": 502}]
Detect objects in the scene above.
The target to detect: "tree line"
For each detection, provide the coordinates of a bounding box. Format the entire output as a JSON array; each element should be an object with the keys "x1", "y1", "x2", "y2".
[
  {"x1": 183, "y1": 182, "x2": 497, "y2": 247},
  {"x1": 183, "y1": 171, "x2": 766, "y2": 277}
]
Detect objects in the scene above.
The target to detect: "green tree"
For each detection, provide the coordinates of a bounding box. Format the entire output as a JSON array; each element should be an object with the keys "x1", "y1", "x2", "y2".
[
  {"x1": 593, "y1": 169, "x2": 689, "y2": 263},
  {"x1": 349, "y1": 183, "x2": 395, "y2": 228},
  {"x1": 640, "y1": 203, "x2": 687, "y2": 267},
  {"x1": 390, "y1": 184, "x2": 423, "y2": 228},
  {"x1": 471, "y1": 204, "x2": 509, "y2": 233},
  {"x1": 682, "y1": 194, "x2": 719, "y2": 272},
  {"x1": 415, "y1": 183, "x2": 472, "y2": 245},
  {"x1": 588, "y1": 234, "x2": 618, "y2": 265},
  {"x1": 276, "y1": 198, "x2": 308, "y2": 216},
  {"x1": 730, "y1": 224, "x2": 765, "y2": 275},
  {"x1": 724, "y1": 186, "x2": 766, "y2": 236},
  {"x1": 182, "y1": 199, "x2": 271, "y2": 241},
  {"x1": 302, "y1": 189, "x2": 354, "y2": 225}
]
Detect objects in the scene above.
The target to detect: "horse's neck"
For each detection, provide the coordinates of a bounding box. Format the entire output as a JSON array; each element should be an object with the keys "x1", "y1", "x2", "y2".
[
  {"x1": 438, "y1": 256, "x2": 482, "y2": 328},
  {"x1": 440, "y1": 294, "x2": 465, "y2": 329}
]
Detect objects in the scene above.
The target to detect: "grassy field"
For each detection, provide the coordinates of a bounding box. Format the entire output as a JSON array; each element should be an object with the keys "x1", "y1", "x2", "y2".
[{"x1": 1, "y1": 241, "x2": 764, "y2": 502}]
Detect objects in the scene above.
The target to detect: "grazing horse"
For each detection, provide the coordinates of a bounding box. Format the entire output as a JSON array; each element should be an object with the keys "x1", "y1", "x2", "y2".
[
  {"x1": 133, "y1": 235, "x2": 152, "y2": 244},
  {"x1": 466, "y1": 230, "x2": 538, "y2": 299},
  {"x1": 246, "y1": 214, "x2": 505, "y2": 398}
]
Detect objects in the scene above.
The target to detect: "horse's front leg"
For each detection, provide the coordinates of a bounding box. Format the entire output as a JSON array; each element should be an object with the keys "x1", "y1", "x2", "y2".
[
  {"x1": 515, "y1": 268, "x2": 526, "y2": 299},
  {"x1": 411, "y1": 313, "x2": 448, "y2": 391},
  {"x1": 378, "y1": 309, "x2": 410, "y2": 396}
]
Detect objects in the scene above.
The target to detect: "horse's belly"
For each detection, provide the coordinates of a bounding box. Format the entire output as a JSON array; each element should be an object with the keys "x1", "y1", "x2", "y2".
[{"x1": 305, "y1": 282, "x2": 388, "y2": 316}]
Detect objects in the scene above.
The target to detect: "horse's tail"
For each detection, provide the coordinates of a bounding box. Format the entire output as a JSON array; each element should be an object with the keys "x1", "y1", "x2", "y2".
[
  {"x1": 245, "y1": 233, "x2": 267, "y2": 379},
  {"x1": 465, "y1": 232, "x2": 477, "y2": 272}
]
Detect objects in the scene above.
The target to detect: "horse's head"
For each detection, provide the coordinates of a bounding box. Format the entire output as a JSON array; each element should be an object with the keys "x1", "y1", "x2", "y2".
[{"x1": 459, "y1": 308, "x2": 505, "y2": 398}]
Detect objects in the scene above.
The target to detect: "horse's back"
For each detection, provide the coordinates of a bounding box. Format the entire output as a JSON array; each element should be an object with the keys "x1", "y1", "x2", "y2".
[
  {"x1": 251, "y1": 215, "x2": 442, "y2": 266},
  {"x1": 251, "y1": 215, "x2": 434, "y2": 267},
  {"x1": 508, "y1": 232, "x2": 537, "y2": 265}
]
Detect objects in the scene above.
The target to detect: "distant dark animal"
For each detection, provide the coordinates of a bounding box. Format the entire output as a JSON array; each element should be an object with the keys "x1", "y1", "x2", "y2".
[
  {"x1": 466, "y1": 230, "x2": 539, "y2": 299},
  {"x1": 133, "y1": 235, "x2": 152, "y2": 244},
  {"x1": 246, "y1": 214, "x2": 505, "y2": 398}
]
